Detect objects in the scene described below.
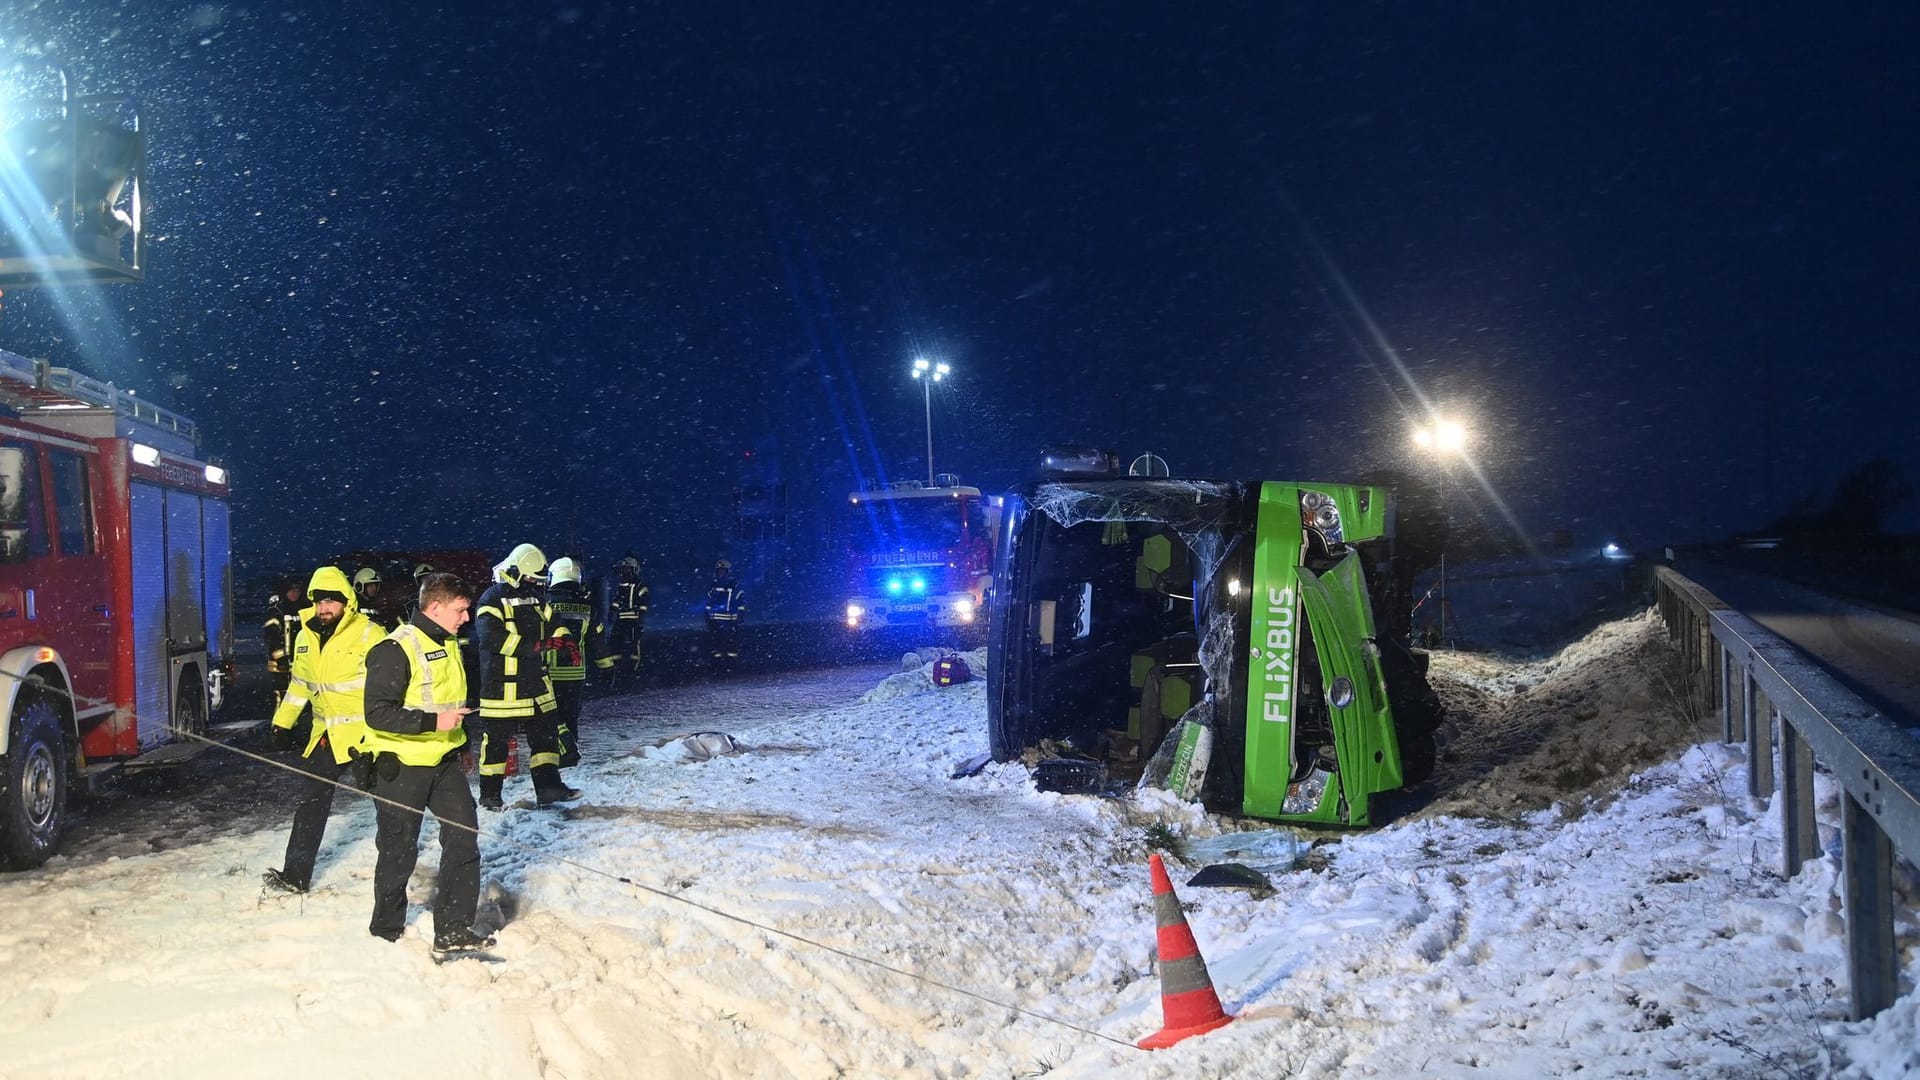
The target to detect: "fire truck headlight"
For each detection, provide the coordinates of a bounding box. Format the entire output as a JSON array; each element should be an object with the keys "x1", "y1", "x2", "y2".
[
  {"x1": 204, "y1": 464, "x2": 227, "y2": 485},
  {"x1": 846, "y1": 603, "x2": 864, "y2": 627},
  {"x1": 886, "y1": 577, "x2": 904, "y2": 596},
  {"x1": 952, "y1": 598, "x2": 975, "y2": 622},
  {"x1": 131, "y1": 442, "x2": 160, "y2": 466},
  {"x1": 909, "y1": 577, "x2": 927, "y2": 594}
]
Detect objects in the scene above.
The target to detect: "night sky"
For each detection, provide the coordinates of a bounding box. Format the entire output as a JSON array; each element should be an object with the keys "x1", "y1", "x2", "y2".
[{"x1": 2, "y1": 3, "x2": 1915, "y2": 586}]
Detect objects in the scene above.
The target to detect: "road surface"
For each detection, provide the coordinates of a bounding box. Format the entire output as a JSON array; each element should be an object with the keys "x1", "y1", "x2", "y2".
[{"x1": 1678, "y1": 559, "x2": 1920, "y2": 728}]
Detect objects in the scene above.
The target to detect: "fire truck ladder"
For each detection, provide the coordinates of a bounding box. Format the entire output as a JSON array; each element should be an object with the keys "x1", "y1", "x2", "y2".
[{"x1": 0, "y1": 346, "x2": 198, "y2": 451}]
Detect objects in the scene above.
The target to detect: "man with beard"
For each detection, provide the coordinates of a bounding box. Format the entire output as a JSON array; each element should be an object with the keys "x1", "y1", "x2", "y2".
[{"x1": 262, "y1": 565, "x2": 387, "y2": 894}]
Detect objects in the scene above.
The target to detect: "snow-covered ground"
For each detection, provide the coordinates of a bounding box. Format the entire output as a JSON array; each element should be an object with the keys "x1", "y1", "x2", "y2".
[{"x1": 3, "y1": 619, "x2": 1917, "y2": 1079}]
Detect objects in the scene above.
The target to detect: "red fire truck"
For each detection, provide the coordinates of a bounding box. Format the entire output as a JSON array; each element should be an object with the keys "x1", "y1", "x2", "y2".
[
  {"x1": 841, "y1": 476, "x2": 997, "y2": 638},
  {"x1": 0, "y1": 350, "x2": 234, "y2": 868}
]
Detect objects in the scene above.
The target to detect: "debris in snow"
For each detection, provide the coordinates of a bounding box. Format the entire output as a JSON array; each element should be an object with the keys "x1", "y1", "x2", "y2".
[
  {"x1": 1033, "y1": 757, "x2": 1110, "y2": 794},
  {"x1": 631, "y1": 731, "x2": 748, "y2": 762},
  {"x1": 948, "y1": 750, "x2": 992, "y2": 779},
  {"x1": 1178, "y1": 829, "x2": 1306, "y2": 875},
  {"x1": 1184, "y1": 863, "x2": 1273, "y2": 891}
]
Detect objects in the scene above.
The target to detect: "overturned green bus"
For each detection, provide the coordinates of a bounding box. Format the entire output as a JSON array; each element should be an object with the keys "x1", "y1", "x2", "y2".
[{"x1": 985, "y1": 452, "x2": 1441, "y2": 826}]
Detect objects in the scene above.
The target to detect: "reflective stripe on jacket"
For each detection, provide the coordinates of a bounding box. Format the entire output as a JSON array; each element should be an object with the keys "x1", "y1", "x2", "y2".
[
  {"x1": 544, "y1": 581, "x2": 599, "y2": 683},
  {"x1": 474, "y1": 581, "x2": 556, "y2": 717},
  {"x1": 360, "y1": 621, "x2": 470, "y2": 767},
  {"x1": 270, "y1": 565, "x2": 384, "y2": 764}
]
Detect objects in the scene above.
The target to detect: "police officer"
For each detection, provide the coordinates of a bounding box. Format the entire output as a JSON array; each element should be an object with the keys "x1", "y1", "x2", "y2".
[
  {"x1": 542, "y1": 557, "x2": 607, "y2": 767},
  {"x1": 353, "y1": 567, "x2": 394, "y2": 630},
  {"x1": 473, "y1": 543, "x2": 580, "y2": 810},
  {"x1": 704, "y1": 558, "x2": 746, "y2": 673},
  {"x1": 262, "y1": 565, "x2": 387, "y2": 894},
  {"x1": 606, "y1": 553, "x2": 649, "y2": 684},
  {"x1": 263, "y1": 577, "x2": 305, "y2": 705},
  {"x1": 360, "y1": 571, "x2": 493, "y2": 953}
]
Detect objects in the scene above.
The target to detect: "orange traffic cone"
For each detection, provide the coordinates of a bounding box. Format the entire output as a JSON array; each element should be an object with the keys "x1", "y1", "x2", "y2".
[{"x1": 1138, "y1": 852, "x2": 1235, "y2": 1049}]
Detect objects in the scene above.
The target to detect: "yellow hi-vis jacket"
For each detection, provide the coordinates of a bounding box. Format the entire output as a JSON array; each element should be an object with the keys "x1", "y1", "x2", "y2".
[
  {"x1": 270, "y1": 565, "x2": 385, "y2": 764},
  {"x1": 360, "y1": 620, "x2": 470, "y2": 767}
]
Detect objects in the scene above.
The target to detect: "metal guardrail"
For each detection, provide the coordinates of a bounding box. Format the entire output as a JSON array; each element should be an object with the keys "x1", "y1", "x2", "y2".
[{"x1": 1655, "y1": 566, "x2": 1920, "y2": 1019}]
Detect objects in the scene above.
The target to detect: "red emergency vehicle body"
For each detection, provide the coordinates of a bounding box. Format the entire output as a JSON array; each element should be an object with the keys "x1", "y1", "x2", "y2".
[
  {"x1": 842, "y1": 481, "x2": 994, "y2": 633},
  {"x1": 0, "y1": 351, "x2": 231, "y2": 864}
]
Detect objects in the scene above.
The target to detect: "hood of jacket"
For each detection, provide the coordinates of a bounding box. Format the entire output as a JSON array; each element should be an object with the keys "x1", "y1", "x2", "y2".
[{"x1": 302, "y1": 565, "x2": 363, "y2": 620}]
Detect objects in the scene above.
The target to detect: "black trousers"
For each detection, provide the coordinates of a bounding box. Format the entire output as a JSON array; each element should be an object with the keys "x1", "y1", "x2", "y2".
[
  {"x1": 280, "y1": 742, "x2": 349, "y2": 889},
  {"x1": 369, "y1": 752, "x2": 480, "y2": 940},
  {"x1": 478, "y1": 711, "x2": 569, "y2": 801},
  {"x1": 553, "y1": 678, "x2": 583, "y2": 767},
  {"x1": 707, "y1": 617, "x2": 740, "y2": 661},
  {"x1": 608, "y1": 619, "x2": 644, "y2": 664}
]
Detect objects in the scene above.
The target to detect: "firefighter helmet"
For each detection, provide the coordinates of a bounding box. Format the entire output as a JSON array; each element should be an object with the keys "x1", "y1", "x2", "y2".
[
  {"x1": 353, "y1": 567, "x2": 381, "y2": 586},
  {"x1": 715, "y1": 558, "x2": 731, "y2": 573},
  {"x1": 617, "y1": 554, "x2": 640, "y2": 573},
  {"x1": 495, "y1": 542, "x2": 549, "y2": 585},
  {"x1": 413, "y1": 562, "x2": 434, "y2": 579},
  {"x1": 549, "y1": 557, "x2": 582, "y2": 585}
]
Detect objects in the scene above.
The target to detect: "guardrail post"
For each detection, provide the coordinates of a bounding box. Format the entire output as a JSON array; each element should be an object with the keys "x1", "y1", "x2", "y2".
[
  {"x1": 1746, "y1": 676, "x2": 1773, "y2": 799},
  {"x1": 1841, "y1": 793, "x2": 1897, "y2": 1019},
  {"x1": 1780, "y1": 718, "x2": 1818, "y2": 878},
  {"x1": 1719, "y1": 644, "x2": 1736, "y2": 742},
  {"x1": 1698, "y1": 623, "x2": 1716, "y2": 728}
]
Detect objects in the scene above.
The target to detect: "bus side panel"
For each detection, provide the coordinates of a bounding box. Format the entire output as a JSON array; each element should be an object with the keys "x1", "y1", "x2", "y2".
[{"x1": 129, "y1": 482, "x2": 168, "y2": 749}]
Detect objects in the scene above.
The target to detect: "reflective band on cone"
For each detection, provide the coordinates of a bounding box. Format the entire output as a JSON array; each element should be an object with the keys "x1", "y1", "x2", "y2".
[{"x1": 1138, "y1": 852, "x2": 1234, "y2": 1049}]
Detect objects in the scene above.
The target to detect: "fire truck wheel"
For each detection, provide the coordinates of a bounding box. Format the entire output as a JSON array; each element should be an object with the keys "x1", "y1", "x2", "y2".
[
  {"x1": 173, "y1": 671, "x2": 207, "y2": 739},
  {"x1": 2, "y1": 697, "x2": 67, "y2": 870}
]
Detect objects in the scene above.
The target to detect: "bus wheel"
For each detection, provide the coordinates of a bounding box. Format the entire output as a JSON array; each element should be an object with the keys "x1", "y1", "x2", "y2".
[{"x1": 2, "y1": 698, "x2": 68, "y2": 870}]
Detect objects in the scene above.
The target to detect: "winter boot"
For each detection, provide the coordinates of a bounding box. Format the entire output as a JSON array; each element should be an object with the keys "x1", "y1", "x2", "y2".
[
  {"x1": 531, "y1": 764, "x2": 582, "y2": 806},
  {"x1": 478, "y1": 774, "x2": 505, "y2": 811},
  {"x1": 432, "y1": 925, "x2": 496, "y2": 953},
  {"x1": 261, "y1": 867, "x2": 308, "y2": 895}
]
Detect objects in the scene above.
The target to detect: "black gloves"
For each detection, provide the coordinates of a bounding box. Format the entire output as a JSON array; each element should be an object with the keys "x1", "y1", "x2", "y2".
[
  {"x1": 349, "y1": 748, "x2": 375, "y2": 788},
  {"x1": 270, "y1": 725, "x2": 298, "y2": 753}
]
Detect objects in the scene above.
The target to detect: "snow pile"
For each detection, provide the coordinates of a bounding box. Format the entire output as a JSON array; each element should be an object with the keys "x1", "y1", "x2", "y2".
[
  {"x1": 857, "y1": 648, "x2": 985, "y2": 705},
  {"x1": 2, "y1": 628, "x2": 1916, "y2": 1079},
  {"x1": 1418, "y1": 606, "x2": 1703, "y2": 819}
]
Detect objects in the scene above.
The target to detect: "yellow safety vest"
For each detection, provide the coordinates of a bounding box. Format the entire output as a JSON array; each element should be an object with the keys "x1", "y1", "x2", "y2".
[
  {"x1": 361, "y1": 622, "x2": 470, "y2": 767},
  {"x1": 270, "y1": 608, "x2": 384, "y2": 765}
]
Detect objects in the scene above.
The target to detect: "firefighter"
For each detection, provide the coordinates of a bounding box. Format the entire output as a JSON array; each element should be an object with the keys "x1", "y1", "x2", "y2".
[
  {"x1": 704, "y1": 558, "x2": 746, "y2": 672},
  {"x1": 605, "y1": 553, "x2": 649, "y2": 684},
  {"x1": 261, "y1": 566, "x2": 387, "y2": 895},
  {"x1": 542, "y1": 557, "x2": 607, "y2": 767},
  {"x1": 263, "y1": 577, "x2": 305, "y2": 705},
  {"x1": 360, "y1": 570, "x2": 493, "y2": 953},
  {"x1": 473, "y1": 543, "x2": 580, "y2": 810},
  {"x1": 398, "y1": 562, "x2": 434, "y2": 625},
  {"x1": 353, "y1": 566, "x2": 394, "y2": 629}
]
